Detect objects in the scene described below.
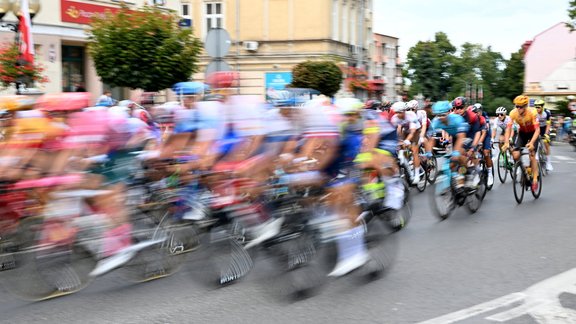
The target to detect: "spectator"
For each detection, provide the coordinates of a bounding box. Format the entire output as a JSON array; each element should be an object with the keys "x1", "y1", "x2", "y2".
[{"x1": 96, "y1": 91, "x2": 115, "y2": 107}]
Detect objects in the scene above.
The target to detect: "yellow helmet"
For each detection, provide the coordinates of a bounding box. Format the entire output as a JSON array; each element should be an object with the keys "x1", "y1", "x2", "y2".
[{"x1": 513, "y1": 95, "x2": 529, "y2": 107}]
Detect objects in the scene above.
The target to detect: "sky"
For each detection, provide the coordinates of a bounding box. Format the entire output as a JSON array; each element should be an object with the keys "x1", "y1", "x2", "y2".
[{"x1": 373, "y1": 0, "x2": 570, "y2": 61}]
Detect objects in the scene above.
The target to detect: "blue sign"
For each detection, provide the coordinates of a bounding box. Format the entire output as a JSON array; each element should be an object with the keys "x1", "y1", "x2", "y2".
[
  {"x1": 265, "y1": 72, "x2": 292, "y2": 91},
  {"x1": 179, "y1": 18, "x2": 192, "y2": 28}
]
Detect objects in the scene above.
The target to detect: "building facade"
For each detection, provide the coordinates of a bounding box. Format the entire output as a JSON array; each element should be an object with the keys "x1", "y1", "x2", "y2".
[
  {"x1": 371, "y1": 33, "x2": 402, "y2": 101},
  {"x1": 183, "y1": 0, "x2": 374, "y2": 96},
  {"x1": 0, "y1": 0, "x2": 179, "y2": 101},
  {"x1": 523, "y1": 22, "x2": 576, "y2": 110}
]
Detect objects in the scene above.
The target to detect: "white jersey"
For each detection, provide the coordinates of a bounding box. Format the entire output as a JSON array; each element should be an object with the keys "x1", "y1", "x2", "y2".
[
  {"x1": 226, "y1": 95, "x2": 266, "y2": 138},
  {"x1": 391, "y1": 111, "x2": 421, "y2": 131},
  {"x1": 300, "y1": 99, "x2": 340, "y2": 137}
]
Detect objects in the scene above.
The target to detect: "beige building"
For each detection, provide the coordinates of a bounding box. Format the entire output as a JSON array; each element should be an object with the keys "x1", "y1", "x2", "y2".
[
  {"x1": 0, "y1": 0, "x2": 375, "y2": 100},
  {"x1": 371, "y1": 33, "x2": 402, "y2": 101},
  {"x1": 183, "y1": 0, "x2": 374, "y2": 96},
  {"x1": 0, "y1": 0, "x2": 179, "y2": 101}
]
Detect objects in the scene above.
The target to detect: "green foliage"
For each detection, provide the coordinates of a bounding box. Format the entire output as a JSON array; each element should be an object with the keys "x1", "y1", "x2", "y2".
[
  {"x1": 568, "y1": 0, "x2": 576, "y2": 31},
  {"x1": 554, "y1": 99, "x2": 571, "y2": 116},
  {"x1": 291, "y1": 60, "x2": 343, "y2": 97},
  {"x1": 87, "y1": 5, "x2": 202, "y2": 92},
  {"x1": 0, "y1": 43, "x2": 47, "y2": 88},
  {"x1": 406, "y1": 32, "x2": 456, "y2": 101},
  {"x1": 406, "y1": 32, "x2": 524, "y2": 105},
  {"x1": 486, "y1": 97, "x2": 513, "y2": 115}
]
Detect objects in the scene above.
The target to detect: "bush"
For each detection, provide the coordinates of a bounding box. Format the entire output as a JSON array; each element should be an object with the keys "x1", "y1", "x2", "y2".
[{"x1": 291, "y1": 60, "x2": 343, "y2": 97}]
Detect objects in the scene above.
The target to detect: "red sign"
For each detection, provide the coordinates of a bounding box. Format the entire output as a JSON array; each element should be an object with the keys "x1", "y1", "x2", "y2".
[{"x1": 61, "y1": 0, "x2": 121, "y2": 25}]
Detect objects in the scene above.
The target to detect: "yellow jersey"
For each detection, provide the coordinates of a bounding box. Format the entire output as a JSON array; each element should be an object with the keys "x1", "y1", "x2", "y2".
[{"x1": 507, "y1": 107, "x2": 539, "y2": 133}]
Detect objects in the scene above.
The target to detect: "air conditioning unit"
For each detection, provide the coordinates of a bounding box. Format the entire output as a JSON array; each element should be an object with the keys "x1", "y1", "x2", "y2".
[{"x1": 243, "y1": 41, "x2": 259, "y2": 51}]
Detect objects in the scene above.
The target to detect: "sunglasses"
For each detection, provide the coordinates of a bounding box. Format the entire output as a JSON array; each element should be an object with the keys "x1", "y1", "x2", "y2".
[
  {"x1": 497, "y1": 113, "x2": 505, "y2": 116},
  {"x1": 515, "y1": 105, "x2": 526, "y2": 109},
  {"x1": 535, "y1": 105, "x2": 543, "y2": 108}
]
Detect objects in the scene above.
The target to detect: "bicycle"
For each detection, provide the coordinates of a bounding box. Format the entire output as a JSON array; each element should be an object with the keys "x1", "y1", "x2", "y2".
[
  {"x1": 512, "y1": 148, "x2": 542, "y2": 204},
  {"x1": 397, "y1": 146, "x2": 427, "y2": 192},
  {"x1": 495, "y1": 141, "x2": 514, "y2": 184},
  {"x1": 536, "y1": 136, "x2": 548, "y2": 177},
  {"x1": 429, "y1": 145, "x2": 488, "y2": 220}
]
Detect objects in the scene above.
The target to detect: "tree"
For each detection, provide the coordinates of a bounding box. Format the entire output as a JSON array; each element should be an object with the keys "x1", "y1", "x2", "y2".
[
  {"x1": 0, "y1": 43, "x2": 47, "y2": 88},
  {"x1": 87, "y1": 5, "x2": 202, "y2": 92},
  {"x1": 290, "y1": 60, "x2": 343, "y2": 97},
  {"x1": 568, "y1": 0, "x2": 576, "y2": 31},
  {"x1": 406, "y1": 32, "x2": 456, "y2": 100},
  {"x1": 496, "y1": 48, "x2": 525, "y2": 100}
]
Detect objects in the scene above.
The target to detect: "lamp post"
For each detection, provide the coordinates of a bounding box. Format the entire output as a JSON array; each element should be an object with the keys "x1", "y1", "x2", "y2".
[{"x1": 0, "y1": 0, "x2": 41, "y2": 95}]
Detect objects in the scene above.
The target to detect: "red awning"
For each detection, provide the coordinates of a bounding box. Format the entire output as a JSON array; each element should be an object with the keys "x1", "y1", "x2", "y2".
[{"x1": 367, "y1": 80, "x2": 385, "y2": 91}]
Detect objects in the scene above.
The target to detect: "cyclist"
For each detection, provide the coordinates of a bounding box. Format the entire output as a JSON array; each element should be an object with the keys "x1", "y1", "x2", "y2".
[
  {"x1": 472, "y1": 103, "x2": 494, "y2": 187},
  {"x1": 391, "y1": 101, "x2": 422, "y2": 185},
  {"x1": 534, "y1": 99, "x2": 553, "y2": 171},
  {"x1": 502, "y1": 95, "x2": 540, "y2": 192},
  {"x1": 407, "y1": 99, "x2": 434, "y2": 168},
  {"x1": 430, "y1": 101, "x2": 470, "y2": 187},
  {"x1": 452, "y1": 97, "x2": 482, "y2": 188}
]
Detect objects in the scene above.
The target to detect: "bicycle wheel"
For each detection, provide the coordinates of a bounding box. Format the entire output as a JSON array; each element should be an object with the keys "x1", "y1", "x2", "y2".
[
  {"x1": 497, "y1": 151, "x2": 508, "y2": 183},
  {"x1": 531, "y1": 163, "x2": 543, "y2": 199},
  {"x1": 416, "y1": 166, "x2": 427, "y2": 192},
  {"x1": 538, "y1": 145, "x2": 548, "y2": 177},
  {"x1": 360, "y1": 211, "x2": 399, "y2": 281},
  {"x1": 512, "y1": 162, "x2": 525, "y2": 204},
  {"x1": 1, "y1": 218, "x2": 95, "y2": 301},
  {"x1": 429, "y1": 171, "x2": 455, "y2": 220},
  {"x1": 426, "y1": 155, "x2": 438, "y2": 184},
  {"x1": 467, "y1": 163, "x2": 487, "y2": 213}
]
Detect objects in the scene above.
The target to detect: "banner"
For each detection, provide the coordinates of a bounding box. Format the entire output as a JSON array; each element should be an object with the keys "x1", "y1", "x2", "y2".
[
  {"x1": 19, "y1": 0, "x2": 34, "y2": 63},
  {"x1": 61, "y1": 0, "x2": 121, "y2": 25}
]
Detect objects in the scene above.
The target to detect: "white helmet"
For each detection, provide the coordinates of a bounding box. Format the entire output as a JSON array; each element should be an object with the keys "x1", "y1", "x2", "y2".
[
  {"x1": 495, "y1": 107, "x2": 507, "y2": 115},
  {"x1": 391, "y1": 101, "x2": 407, "y2": 112},
  {"x1": 406, "y1": 100, "x2": 419, "y2": 110},
  {"x1": 334, "y1": 97, "x2": 363, "y2": 115}
]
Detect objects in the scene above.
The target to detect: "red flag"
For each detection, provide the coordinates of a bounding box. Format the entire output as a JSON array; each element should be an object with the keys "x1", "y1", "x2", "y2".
[{"x1": 18, "y1": 0, "x2": 34, "y2": 64}]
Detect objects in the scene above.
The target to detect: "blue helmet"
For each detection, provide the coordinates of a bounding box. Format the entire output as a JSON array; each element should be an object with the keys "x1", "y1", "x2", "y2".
[{"x1": 432, "y1": 101, "x2": 452, "y2": 115}]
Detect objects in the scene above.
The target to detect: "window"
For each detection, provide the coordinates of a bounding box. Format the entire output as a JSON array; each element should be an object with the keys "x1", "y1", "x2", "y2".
[
  {"x1": 205, "y1": 1, "x2": 223, "y2": 33},
  {"x1": 342, "y1": 2, "x2": 348, "y2": 43},
  {"x1": 181, "y1": 3, "x2": 190, "y2": 17}
]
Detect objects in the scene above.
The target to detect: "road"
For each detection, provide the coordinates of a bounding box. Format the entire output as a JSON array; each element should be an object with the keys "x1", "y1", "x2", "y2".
[{"x1": 1, "y1": 143, "x2": 576, "y2": 324}]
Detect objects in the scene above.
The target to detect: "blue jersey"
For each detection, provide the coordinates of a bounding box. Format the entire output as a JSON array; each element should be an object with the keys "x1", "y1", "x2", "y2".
[{"x1": 432, "y1": 114, "x2": 469, "y2": 137}]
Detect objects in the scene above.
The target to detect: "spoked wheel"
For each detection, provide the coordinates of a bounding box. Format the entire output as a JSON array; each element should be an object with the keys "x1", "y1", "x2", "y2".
[
  {"x1": 466, "y1": 163, "x2": 487, "y2": 214},
  {"x1": 1, "y1": 218, "x2": 96, "y2": 301},
  {"x1": 359, "y1": 212, "x2": 399, "y2": 281},
  {"x1": 206, "y1": 222, "x2": 253, "y2": 287},
  {"x1": 531, "y1": 164, "x2": 543, "y2": 199},
  {"x1": 497, "y1": 151, "x2": 509, "y2": 184},
  {"x1": 426, "y1": 155, "x2": 438, "y2": 184},
  {"x1": 512, "y1": 162, "x2": 525, "y2": 204},
  {"x1": 122, "y1": 209, "x2": 195, "y2": 283},
  {"x1": 429, "y1": 172, "x2": 455, "y2": 220},
  {"x1": 538, "y1": 147, "x2": 548, "y2": 178}
]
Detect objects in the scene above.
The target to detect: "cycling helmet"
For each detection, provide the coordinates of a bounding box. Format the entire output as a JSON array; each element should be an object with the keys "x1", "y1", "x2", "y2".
[
  {"x1": 469, "y1": 105, "x2": 479, "y2": 113},
  {"x1": 381, "y1": 99, "x2": 392, "y2": 110},
  {"x1": 534, "y1": 99, "x2": 545, "y2": 107},
  {"x1": 432, "y1": 101, "x2": 451, "y2": 115},
  {"x1": 365, "y1": 100, "x2": 381, "y2": 110},
  {"x1": 495, "y1": 107, "x2": 507, "y2": 115},
  {"x1": 391, "y1": 101, "x2": 407, "y2": 113},
  {"x1": 451, "y1": 97, "x2": 467, "y2": 109},
  {"x1": 335, "y1": 98, "x2": 363, "y2": 115},
  {"x1": 473, "y1": 103, "x2": 482, "y2": 110},
  {"x1": 406, "y1": 100, "x2": 419, "y2": 110},
  {"x1": 513, "y1": 95, "x2": 529, "y2": 107}
]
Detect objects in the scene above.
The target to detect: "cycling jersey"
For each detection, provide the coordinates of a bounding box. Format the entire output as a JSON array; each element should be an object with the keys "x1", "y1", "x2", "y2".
[
  {"x1": 390, "y1": 111, "x2": 421, "y2": 132},
  {"x1": 431, "y1": 114, "x2": 469, "y2": 137},
  {"x1": 415, "y1": 110, "x2": 431, "y2": 130},
  {"x1": 537, "y1": 109, "x2": 551, "y2": 128},
  {"x1": 508, "y1": 107, "x2": 539, "y2": 133},
  {"x1": 300, "y1": 99, "x2": 340, "y2": 138},
  {"x1": 459, "y1": 109, "x2": 481, "y2": 139},
  {"x1": 496, "y1": 116, "x2": 511, "y2": 132}
]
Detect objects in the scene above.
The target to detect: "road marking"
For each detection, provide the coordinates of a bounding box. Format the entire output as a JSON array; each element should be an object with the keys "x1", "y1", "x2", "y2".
[
  {"x1": 553, "y1": 155, "x2": 574, "y2": 161},
  {"x1": 420, "y1": 267, "x2": 576, "y2": 324},
  {"x1": 417, "y1": 293, "x2": 525, "y2": 324}
]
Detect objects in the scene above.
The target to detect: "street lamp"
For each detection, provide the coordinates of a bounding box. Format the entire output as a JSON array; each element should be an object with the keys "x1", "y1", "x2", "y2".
[{"x1": 0, "y1": 0, "x2": 41, "y2": 94}]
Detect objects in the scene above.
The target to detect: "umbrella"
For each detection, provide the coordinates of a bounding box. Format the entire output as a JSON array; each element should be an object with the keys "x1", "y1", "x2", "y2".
[
  {"x1": 172, "y1": 82, "x2": 209, "y2": 96},
  {"x1": 0, "y1": 95, "x2": 35, "y2": 111},
  {"x1": 36, "y1": 93, "x2": 92, "y2": 111}
]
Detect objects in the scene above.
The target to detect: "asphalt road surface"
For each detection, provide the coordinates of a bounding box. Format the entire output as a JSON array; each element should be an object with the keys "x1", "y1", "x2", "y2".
[{"x1": 1, "y1": 143, "x2": 576, "y2": 324}]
